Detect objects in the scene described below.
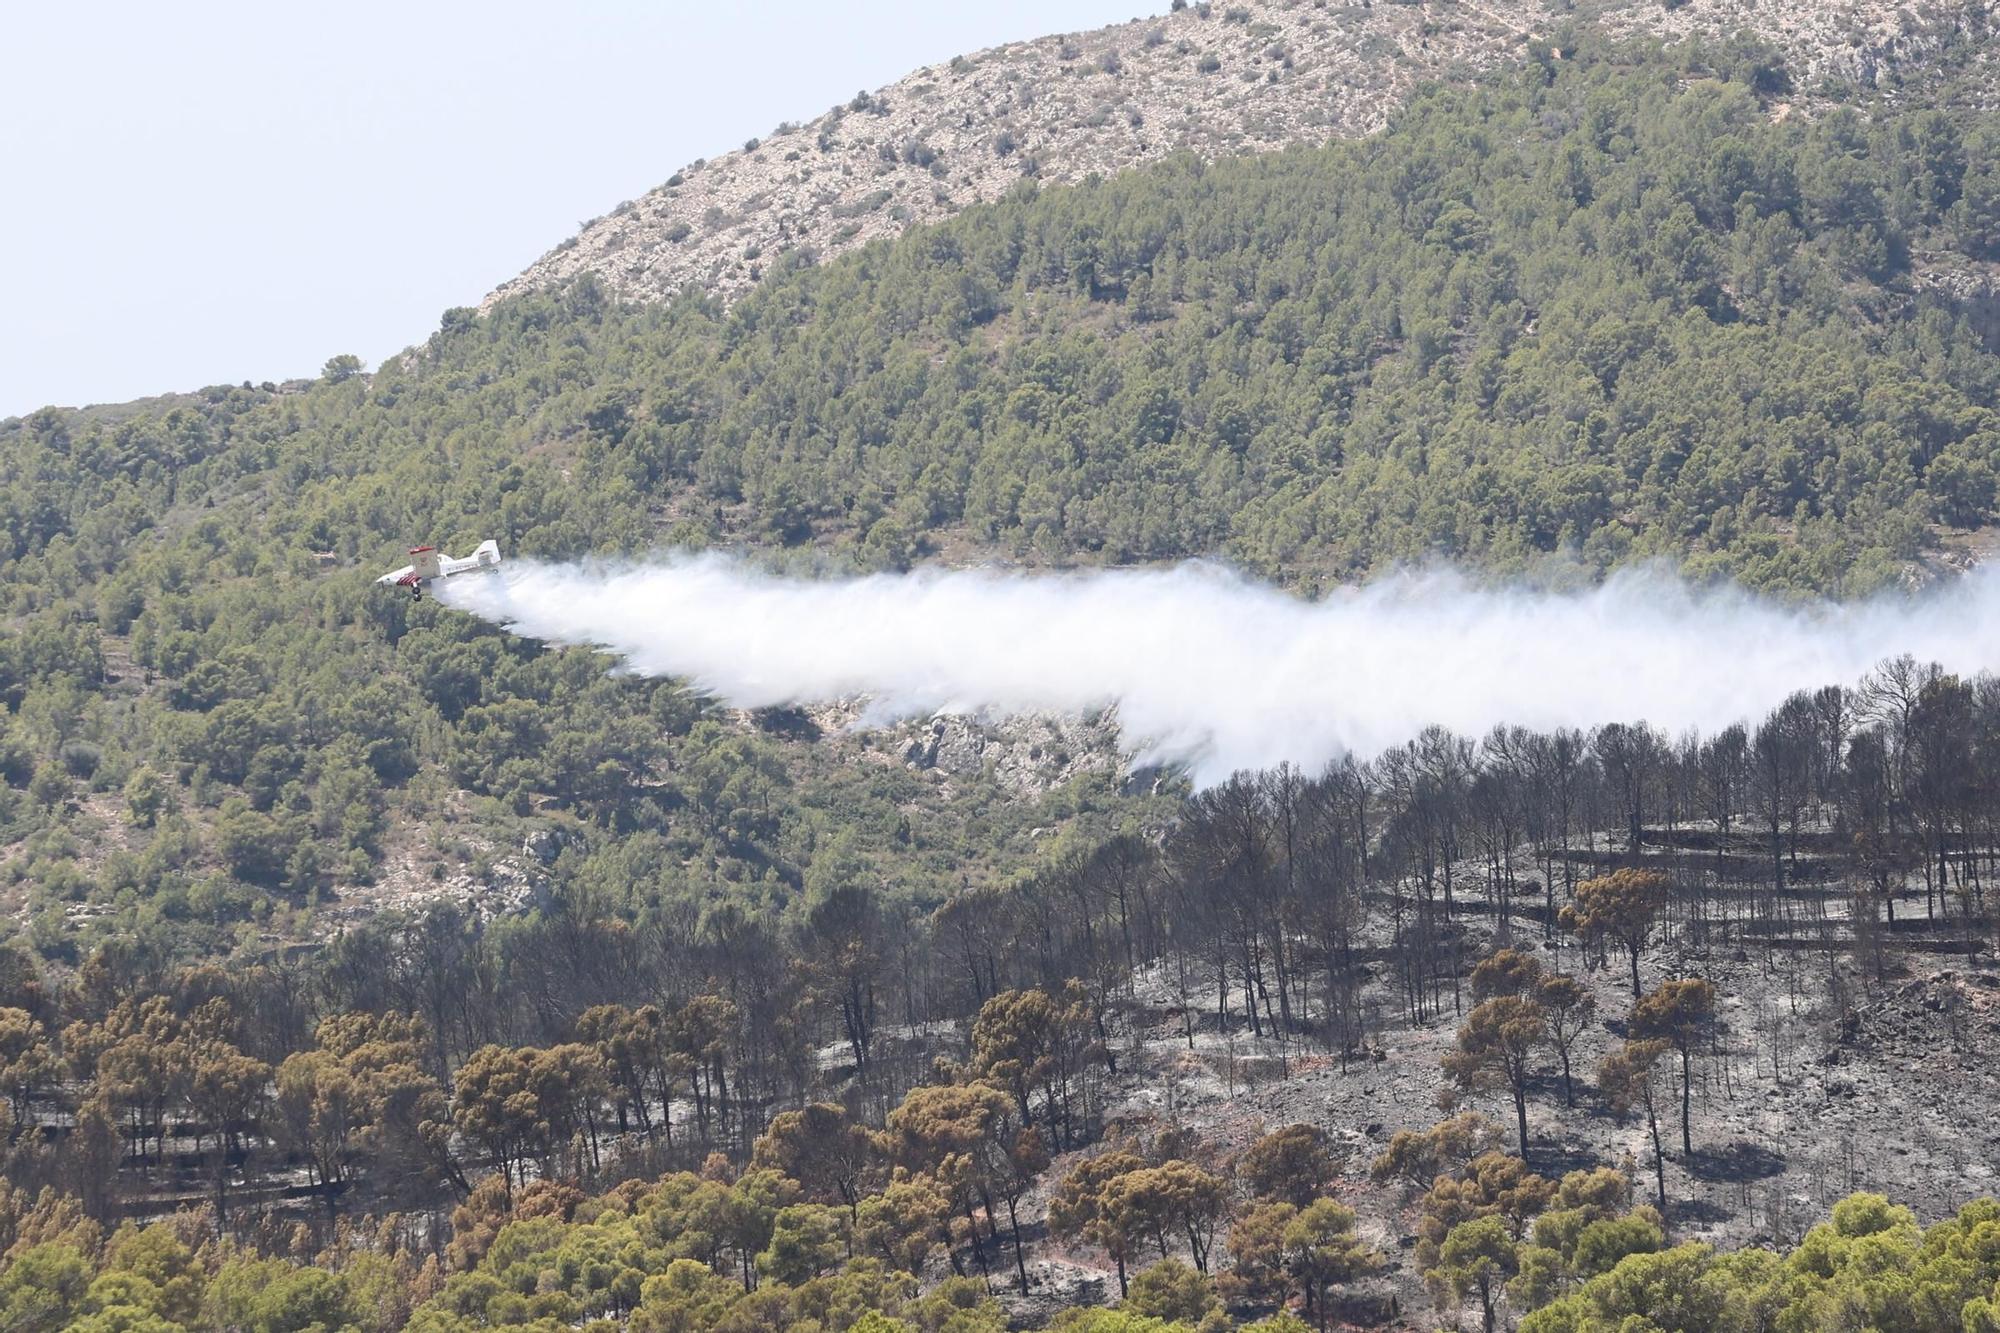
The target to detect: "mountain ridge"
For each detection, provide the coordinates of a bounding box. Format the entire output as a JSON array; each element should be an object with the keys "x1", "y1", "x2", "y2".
[{"x1": 483, "y1": 0, "x2": 1996, "y2": 313}]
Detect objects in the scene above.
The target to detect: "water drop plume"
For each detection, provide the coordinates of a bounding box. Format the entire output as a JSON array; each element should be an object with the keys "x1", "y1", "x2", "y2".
[{"x1": 440, "y1": 555, "x2": 2000, "y2": 782}]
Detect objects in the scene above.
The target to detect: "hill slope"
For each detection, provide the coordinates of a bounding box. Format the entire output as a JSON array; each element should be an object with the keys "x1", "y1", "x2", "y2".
[
  {"x1": 9, "y1": 37, "x2": 2000, "y2": 962},
  {"x1": 485, "y1": 0, "x2": 1997, "y2": 311},
  {"x1": 5, "y1": 24, "x2": 2000, "y2": 1328}
]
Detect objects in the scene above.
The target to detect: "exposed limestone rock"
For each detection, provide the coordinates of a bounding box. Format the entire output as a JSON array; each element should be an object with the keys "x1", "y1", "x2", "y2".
[
  {"x1": 523, "y1": 825, "x2": 587, "y2": 865},
  {"x1": 897, "y1": 709, "x2": 1125, "y2": 796},
  {"x1": 484, "y1": 0, "x2": 1994, "y2": 313},
  {"x1": 788, "y1": 697, "x2": 1127, "y2": 796}
]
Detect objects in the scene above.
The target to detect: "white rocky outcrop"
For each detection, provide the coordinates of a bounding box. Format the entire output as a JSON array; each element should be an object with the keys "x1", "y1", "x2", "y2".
[{"x1": 484, "y1": 0, "x2": 1995, "y2": 313}]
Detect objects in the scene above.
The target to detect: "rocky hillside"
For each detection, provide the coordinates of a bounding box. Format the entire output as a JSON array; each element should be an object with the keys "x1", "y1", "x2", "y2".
[{"x1": 483, "y1": 0, "x2": 1994, "y2": 312}]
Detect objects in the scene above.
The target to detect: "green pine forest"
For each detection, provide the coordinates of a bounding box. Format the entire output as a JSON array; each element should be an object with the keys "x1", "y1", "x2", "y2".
[{"x1": 5, "y1": 29, "x2": 2000, "y2": 1333}]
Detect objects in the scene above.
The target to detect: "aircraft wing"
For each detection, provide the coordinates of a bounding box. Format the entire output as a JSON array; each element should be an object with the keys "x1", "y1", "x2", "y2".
[{"x1": 376, "y1": 563, "x2": 417, "y2": 585}]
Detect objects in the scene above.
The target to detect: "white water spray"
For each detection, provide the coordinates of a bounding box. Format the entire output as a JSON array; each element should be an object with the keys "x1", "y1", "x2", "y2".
[{"x1": 439, "y1": 556, "x2": 2000, "y2": 783}]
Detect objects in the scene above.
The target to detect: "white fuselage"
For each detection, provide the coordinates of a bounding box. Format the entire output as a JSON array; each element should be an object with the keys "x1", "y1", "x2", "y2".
[{"x1": 376, "y1": 539, "x2": 502, "y2": 590}]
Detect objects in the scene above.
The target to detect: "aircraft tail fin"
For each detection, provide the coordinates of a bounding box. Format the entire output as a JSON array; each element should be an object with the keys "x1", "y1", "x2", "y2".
[{"x1": 472, "y1": 539, "x2": 501, "y2": 567}]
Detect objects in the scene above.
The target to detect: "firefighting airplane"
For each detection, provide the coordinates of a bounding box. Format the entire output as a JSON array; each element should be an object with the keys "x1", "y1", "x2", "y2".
[{"x1": 376, "y1": 540, "x2": 502, "y2": 601}]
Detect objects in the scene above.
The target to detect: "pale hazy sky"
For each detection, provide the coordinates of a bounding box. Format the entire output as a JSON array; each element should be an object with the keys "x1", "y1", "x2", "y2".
[{"x1": 1, "y1": 1, "x2": 1151, "y2": 418}]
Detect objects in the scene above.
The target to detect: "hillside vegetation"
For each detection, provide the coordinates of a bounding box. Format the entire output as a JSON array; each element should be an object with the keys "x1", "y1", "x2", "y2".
[
  {"x1": 8, "y1": 37, "x2": 2000, "y2": 951},
  {"x1": 6, "y1": 32, "x2": 2000, "y2": 1333},
  {"x1": 21, "y1": 38, "x2": 2000, "y2": 606},
  {"x1": 1, "y1": 1183, "x2": 1996, "y2": 1333}
]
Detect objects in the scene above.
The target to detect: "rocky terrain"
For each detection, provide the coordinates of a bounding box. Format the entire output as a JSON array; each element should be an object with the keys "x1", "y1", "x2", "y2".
[
  {"x1": 484, "y1": 0, "x2": 1996, "y2": 313},
  {"x1": 811, "y1": 700, "x2": 1129, "y2": 798}
]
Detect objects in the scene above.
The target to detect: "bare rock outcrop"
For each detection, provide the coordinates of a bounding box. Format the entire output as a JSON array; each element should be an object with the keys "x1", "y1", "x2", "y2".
[
  {"x1": 900, "y1": 709, "x2": 1124, "y2": 796},
  {"x1": 786, "y1": 697, "x2": 1127, "y2": 796},
  {"x1": 483, "y1": 0, "x2": 1994, "y2": 313}
]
